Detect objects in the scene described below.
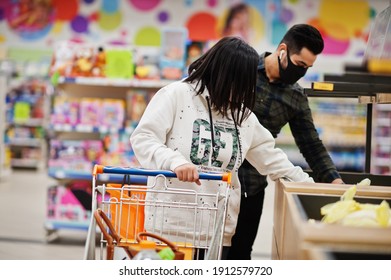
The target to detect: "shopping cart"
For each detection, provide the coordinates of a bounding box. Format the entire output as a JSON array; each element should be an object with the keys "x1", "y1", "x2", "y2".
[{"x1": 84, "y1": 164, "x2": 231, "y2": 260}]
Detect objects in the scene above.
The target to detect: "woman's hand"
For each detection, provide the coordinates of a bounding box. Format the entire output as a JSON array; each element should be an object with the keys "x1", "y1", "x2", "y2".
[{"x1": 174, "y1": 163, "x2": 201, "y2": 185}]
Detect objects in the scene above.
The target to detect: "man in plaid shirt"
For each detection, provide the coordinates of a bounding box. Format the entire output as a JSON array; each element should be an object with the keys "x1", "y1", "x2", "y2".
[{"x1": 227, "y1": 24, "x2": 344, "y2": 260}]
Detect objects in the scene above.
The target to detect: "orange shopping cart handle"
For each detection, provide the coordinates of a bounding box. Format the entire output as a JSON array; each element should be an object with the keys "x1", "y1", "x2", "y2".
[{"x1": 93, "y1": 165, "x2": 231, "y2": 182}]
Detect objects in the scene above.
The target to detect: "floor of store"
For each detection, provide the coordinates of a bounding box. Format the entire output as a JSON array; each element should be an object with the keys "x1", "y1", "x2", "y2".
[{"x1": 0, "y1": 169, "x2": 274, "y2": 260}]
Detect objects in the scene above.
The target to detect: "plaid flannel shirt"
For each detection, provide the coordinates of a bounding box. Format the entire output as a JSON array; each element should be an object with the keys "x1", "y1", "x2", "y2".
[{"x1": 238, "y1": 52, "x2": 341, "y2": 196}]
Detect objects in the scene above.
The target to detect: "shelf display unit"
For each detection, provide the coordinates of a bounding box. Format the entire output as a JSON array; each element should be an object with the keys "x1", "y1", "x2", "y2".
[
  {"x1": 372, "y1": 103, "x2": 391, "y2": 175},
  {"x1": 44, "y1": 40, "x2": 180, "y2": 240},
  {"x1": 5, "y1": 79, "x2": 49, "y2": 169},
  {"x1": 0, "y1": 74, "x2": 11, "y2": 180},
  {"x1": 304, "y1": 72, "x2": 391, "y2": 185},
  {"x1": 44, "y1": 77, "x2": 168, "y2": 240},
  {"x1": 47, "y1": 77, "x2": 170, "y2": 177},
  {"x1": 275, "y1": 97, "x2": 367, "y2": 173}
]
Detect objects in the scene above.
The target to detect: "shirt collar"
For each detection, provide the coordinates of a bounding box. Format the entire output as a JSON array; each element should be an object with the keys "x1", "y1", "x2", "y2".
[
  {"x1": 258, "y1": 52, "x2": 271, "y2": 72},
  {"x1": 258, "y1": 52, "x2": 272, "y2": 81}
]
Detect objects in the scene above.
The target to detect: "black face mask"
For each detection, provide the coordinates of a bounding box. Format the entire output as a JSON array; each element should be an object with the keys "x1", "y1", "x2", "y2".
[{"x1": 278, "y1": 50, "x2": 308, "y2": 84}]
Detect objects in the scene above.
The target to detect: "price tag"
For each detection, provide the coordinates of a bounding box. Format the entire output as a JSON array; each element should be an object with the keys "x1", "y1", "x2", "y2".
[{"x1": 312, "y1": 82, "x2": 334, "y2": 91}]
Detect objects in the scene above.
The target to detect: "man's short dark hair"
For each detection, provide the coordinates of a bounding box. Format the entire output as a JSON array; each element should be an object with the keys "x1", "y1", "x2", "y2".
[{"x1": 280, "y1": 24, "x2": 324, "y2": 55}]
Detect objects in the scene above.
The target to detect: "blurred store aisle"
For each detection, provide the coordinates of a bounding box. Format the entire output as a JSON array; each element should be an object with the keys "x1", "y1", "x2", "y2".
[{"x1": 0, "y1": 169, "x2": 274, "y2": 260}]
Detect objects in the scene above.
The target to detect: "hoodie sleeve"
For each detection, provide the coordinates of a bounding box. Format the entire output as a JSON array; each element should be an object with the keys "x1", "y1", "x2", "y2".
[
  {"x1": 245, "y1": 116, "x2": 314, "y2": 183},
  {"x1": 130, "y1": 85, "x2": 189, "y2": 171}
]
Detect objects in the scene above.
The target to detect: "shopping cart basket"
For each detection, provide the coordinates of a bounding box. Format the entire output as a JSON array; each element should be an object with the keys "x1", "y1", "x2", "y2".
[
  {"x1": 93, "y1": 208, "x2": 186, "y2": 260},
  {"x1": 84, "y1": 164, "x2": 231, "y2": 260}
]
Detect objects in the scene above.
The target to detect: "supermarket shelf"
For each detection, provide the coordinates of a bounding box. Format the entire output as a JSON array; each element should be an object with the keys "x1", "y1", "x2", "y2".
[
  {"x1": 310, "y1": 81, "x2": 391, "y2": 95},
  {"x1": 44, "y1": 220, "x2": 90, "y2": 231},
  {"x1": 1, "y1": 74, "x2": 10, "y2": 177},
  {"x1": 58, "y1": 76, "x2": 172, "y2": 88},
  {"x1": 5, "y1": 78, "x2": 49, "y2": 171},
  {"x1": 11, "y1": 158, "x2": 42, "y2": 168},
  {"x1": 305, "y1": 73, "x2": 391, "y2": 174},
  {"x1": 50, "y1": 123, "x2": 134, "y2": 134},
  {"x1": 7, "y1": 138, "x2": 42, "y2": 147},
  {"x1": 324, "y1": 72, "x2": 391, "y2": 86},
  {"x1": 11, "y1": 118, "x2": 45, "y2": 127},
  {"x1": 46, "y1": 75, "x2": 173, "y2": 239}
]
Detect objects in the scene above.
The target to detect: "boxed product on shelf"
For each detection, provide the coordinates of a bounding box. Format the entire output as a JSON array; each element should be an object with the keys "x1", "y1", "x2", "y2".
[
  {"x1": 100, "y1": 131, "x2": 139, "y2": 167},
  {"x1": 51, "y1": 96, "x2": 126, "y2": 131},
  {"x1": 50, "y1": 42, "x2": 106, "y2": 78},
  {"x1": 71, "y1": 46, "x2": 95, "y2": 77},
  {"x1": 21, "y1": 147, "x2": 41, "y2": 160},
  {"x1": 126, "y1": 89, "x2": 148, "y2": 124},
  {"x1": 7, "y1": 126, "x2": 44, "y2": 141},
  {"x1": 11, "y1": 147, "x2": 40, "y2": 160},
  {"x1": 9, "y1": 127, "x2": 31, "y2": 138},
  {"x1": 49, "y1": 39, "x2": 192, "y2": 81},
  {"x1": 48, "y1": 137, "x2": 139, "y2": 175},
  {"x1": 185, "y1": 41, "x2": 204, "y2": 68},
  {"x1": 133, "y1": 46, "x2": 160, "y2": 80},
  {"x1": 102, "y1": 132, "x2": 120, "y2": 153},
  {"x1": 46, "y1": 182, "x2": 93, "y2": 230},
  {"x1": 51, "y1": 95, "x2": 79, "y2": 126},
  {"x1": 104, "y1": 48, "x2": 134, "y2": 79},
  {"x1": 8, "y1": 83, "x2": 46, "y2": 121},
  {"x1": 100, "y1": 98, "x2": 125, "y2": 128},
  {"x1": 49, "y1": 41, "x2": 76, "y2": 77},
  {"x1": 99, "y1": 150, "x2": 139, "y2": 167},
  {"x1": 159, "y1": 27, "x2": 187, "y2": 80},
  {"x1": 84, "y1": 140, "x2": 103, "y2": 164},
  {"x1": 45, "y1": 180, "x2": 107, "y2": 234},
  {"x1": 79, "y1": 98, "x2": 101, "y2": 127},
  {"x1": 50, "y1": 41, "x2": 134, "y2": 80},
  {"x1": 13, "y1": 101, "x2": 30, "y2": 120},
  {"x1": 48, "y1": 139, "x2": 101, "y2": 174}
]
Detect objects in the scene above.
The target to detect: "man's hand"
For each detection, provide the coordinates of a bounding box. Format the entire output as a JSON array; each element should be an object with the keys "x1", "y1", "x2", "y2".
[
  {"x1": 331, "y1": 178, "x2": 344, "y2": 184},
  {"x1": 174, "y1": 163, "x2": 201, "y2": 185}
]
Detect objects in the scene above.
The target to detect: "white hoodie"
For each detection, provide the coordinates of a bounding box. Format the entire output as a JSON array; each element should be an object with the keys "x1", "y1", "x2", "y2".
[{"x1": 130, "y1": 80, "x2": 313, "y2": 246}]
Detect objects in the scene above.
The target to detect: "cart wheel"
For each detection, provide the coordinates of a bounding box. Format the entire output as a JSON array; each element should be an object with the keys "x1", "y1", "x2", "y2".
[{"x1": 45, "y1": 229, "x2": 59, "y2": 243}]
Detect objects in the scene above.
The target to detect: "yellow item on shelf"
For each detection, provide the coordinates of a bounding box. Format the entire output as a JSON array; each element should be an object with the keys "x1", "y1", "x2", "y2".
[
  {"x1": 340, "y1": 184, "x2": 357, "y2": 201},
  {"x1": 321, "y1": 200, "x2": 359, "y2": 224},
  {"x1": 357, "y1": 178, "x2": 371, "y2": 186},
  {"x1": 319, "y1": 178, "x2": 391, "y2": 228},
  {"x1": 367, "y1": 58, "x2": 391, "y2": 74},
  {"x1": 376, "y1": 200, "x2": 391, "y2": 227},
  {"x1": 312, "y1": 82, "x2": 334, "y2": 91}
]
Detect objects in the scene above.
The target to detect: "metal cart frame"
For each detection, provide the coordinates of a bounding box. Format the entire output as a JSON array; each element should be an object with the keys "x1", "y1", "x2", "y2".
[{"x1": 84, "y1": 164, "x2": 231, "y2": 260}]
